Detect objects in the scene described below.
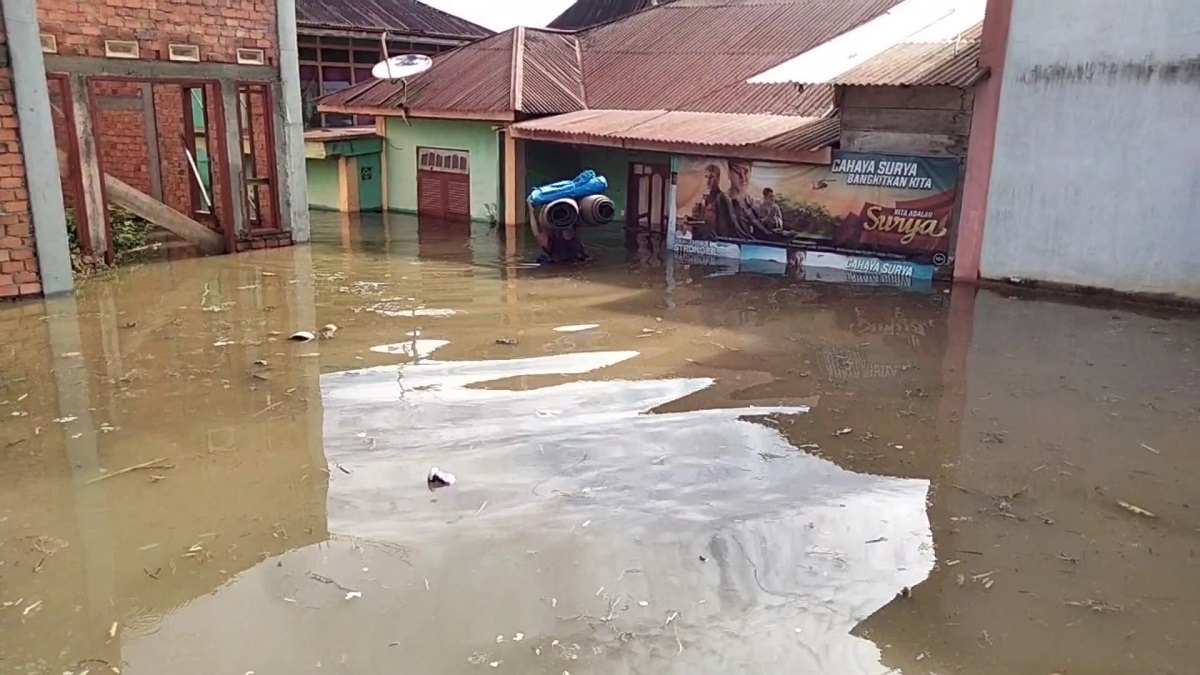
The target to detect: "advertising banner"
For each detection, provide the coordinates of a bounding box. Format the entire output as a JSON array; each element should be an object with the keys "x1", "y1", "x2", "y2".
[{"x1": 674, "y1": 150, "x2": 961, "y2": 268}]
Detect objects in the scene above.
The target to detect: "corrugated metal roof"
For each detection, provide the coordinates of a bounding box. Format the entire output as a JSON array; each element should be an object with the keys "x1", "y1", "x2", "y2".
[
  {"x1": 508, "y1": 109, "x2": 839, "y2": 153},
  {"x1": 295, "y1": 0, "x2": 492, "y2": 39},
  {"x1": 829, "y1": 28, "x2": 984, "y2": 86},
  {"x1": 578, "y1": 0, "x2": 905, "y2": 113},
  {"x1": 319, "y1": 27, "x2": 586, "y2": 117},
  {"x1": 747, "y1": 0, "x2": 985, "y2": 86},
  {"x1": 320, "y1": 0, "x2": 909, "y2": 117},
  {"x1": 548, "y1": 0, "x2": 670, "y2": 31},
  {"x1": 518, "y1": 28, "x2": 588, "y2": 114}
]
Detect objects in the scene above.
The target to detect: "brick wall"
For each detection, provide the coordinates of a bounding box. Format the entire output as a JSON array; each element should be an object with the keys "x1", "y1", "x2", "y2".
[
  {"x1": 0, "y1": 22, "x2": 41, "y2": 299},
  {"x1": 37, "y1": 0, "x2": 278, "y2": 64}
]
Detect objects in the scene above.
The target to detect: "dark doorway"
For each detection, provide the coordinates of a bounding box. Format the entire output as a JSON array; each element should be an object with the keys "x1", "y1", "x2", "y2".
[{"x1": 626, "y1": 161, "x2": 669, "y2": 233}]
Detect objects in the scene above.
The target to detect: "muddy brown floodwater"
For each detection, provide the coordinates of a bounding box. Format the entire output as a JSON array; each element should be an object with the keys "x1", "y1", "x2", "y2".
[{"x1": 0, "y1": 213, "x2": 1197, "y2": 674}]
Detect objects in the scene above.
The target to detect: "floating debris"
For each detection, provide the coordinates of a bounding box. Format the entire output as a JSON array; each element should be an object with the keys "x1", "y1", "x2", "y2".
[
  {"x1": 289, "y1": 331, "x2": 316, "y2": 343},
  {"x1": 833, "y1": 427, "x2": 853, "y2": 437},
  {"x1": 318, "y1": 324, "x2": 339, "y2": 339},
  {"x1": 86, "y1": 458, "x2": 174, "y2": 485},
  {"x1": 553, "y1": 324, "x2": 599, "y2": 333},
  {"x1": 1116, "y1": 500, "x2": 1156, "y2": 518},
  {"x1": 495, "y1": 337, "x2": 519, "y2": 346},
  {"x1": 1065, "y1": 599, "x2": 1123, "y2": 613},
  {"x1": 344, "y1": 591, "x2": 362, "y2": 600},
  {"x1": 428, "y1": 467, "x2": 456, "y2": 489}
]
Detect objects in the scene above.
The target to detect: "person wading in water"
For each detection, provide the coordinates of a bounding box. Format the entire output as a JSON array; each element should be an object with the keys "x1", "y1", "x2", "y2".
[{"x1": 529, "y1": 203, "x2": 590, "y2": 264}]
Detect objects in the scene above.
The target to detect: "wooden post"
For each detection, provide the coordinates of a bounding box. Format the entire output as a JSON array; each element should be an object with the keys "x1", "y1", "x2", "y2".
[
  {"x1": 69, "y1": 75, "x2": 109, "y2": 256},
  {"x1": 503, "y1": 131, "x2": 526, "y2": 225},
  {"x1": 139, "y1": 82, "x2": 163, "y2": 201},
  {"x1": 376, "y1": 116, "x2": 389, "y2": 212},
  {"x1": 337, "y1": 155, "x2": 359, "y2": 212},
  {"x1": 220, "y1": 82, "x2": 248, "y2": 238}
]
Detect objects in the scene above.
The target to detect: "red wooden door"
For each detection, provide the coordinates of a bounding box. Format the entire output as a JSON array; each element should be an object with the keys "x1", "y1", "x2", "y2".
[{"x1": 416, "y1": 146, "x2": 471, "y2": 222}]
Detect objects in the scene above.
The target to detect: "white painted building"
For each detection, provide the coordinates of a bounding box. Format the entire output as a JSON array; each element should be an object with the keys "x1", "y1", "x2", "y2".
[{"x1": 980, "y1": 0, "x2": 1200, "y2": 299}]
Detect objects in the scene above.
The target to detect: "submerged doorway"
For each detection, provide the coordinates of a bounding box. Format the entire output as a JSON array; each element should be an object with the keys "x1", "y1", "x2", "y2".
[{"x1": 627, "y1": 161, "x2": 669, "y2": 234}]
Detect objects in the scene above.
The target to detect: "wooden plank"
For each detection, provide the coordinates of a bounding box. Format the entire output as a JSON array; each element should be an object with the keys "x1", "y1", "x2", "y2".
[
  {"x1": 840, "y1": 85, "x2": 968, "y2": 111},
  {"x1": 841, "y1": 130, "x2": 967, "y2": 158},
  {"x1": 841, "y1": 106, "x2": 972, "y2": 136},
  {"x1": 68, "y1": 75, "x2": 109, "y2": 255},
  {"x1": 104, "y1": 174, "x2": 225, "y2": 254},
  {"x1": 140, "y1": 82, "x2": 163, "y2": 201}
]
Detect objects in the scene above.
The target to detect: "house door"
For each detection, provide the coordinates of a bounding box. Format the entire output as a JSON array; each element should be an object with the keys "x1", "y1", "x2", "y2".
[
  {"x1": 416, "y1": 146, "x2": 471, "y2": 221},
  {"x1": 627, "y1": 162, "x2": 670, "y2": 233}
]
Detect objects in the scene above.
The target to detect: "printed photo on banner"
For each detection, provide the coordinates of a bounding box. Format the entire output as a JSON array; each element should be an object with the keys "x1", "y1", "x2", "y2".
[{"x1": 674, "y1": 151, "x2": 961, "y2": 267}]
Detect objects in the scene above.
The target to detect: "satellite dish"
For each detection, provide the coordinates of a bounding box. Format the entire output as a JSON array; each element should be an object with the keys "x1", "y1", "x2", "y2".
[{"x1": 372, "y1": 54, "x2": 433, "y2": 81}]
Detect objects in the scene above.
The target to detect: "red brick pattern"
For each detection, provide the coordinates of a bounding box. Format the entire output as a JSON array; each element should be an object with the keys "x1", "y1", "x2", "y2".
[
  {"x1": 2, "y1": 0, "x2": 285, "y2": 300},
  {"x1": 37, "y1": 0, "x2": 279, "y2": 65},
  {"x1": 0, "y1": 25, "x2": 41, "y2": 299},
  {"x1": 244, "y1": 85, "x2": 278, "y2": 231},
  {"x1": 234, "y1": 231, "x2": 294, "y2": 252}
]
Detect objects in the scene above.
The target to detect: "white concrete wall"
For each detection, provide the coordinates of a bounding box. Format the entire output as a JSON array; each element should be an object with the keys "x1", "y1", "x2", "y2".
[{"x1": 982, "y1": 0, "x2": 1200, "y2": 298}]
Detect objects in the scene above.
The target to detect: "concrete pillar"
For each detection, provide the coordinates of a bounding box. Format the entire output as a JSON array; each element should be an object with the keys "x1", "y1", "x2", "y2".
[
  {"x1": 502, "y1": 131, "x2": 527, "y2": 225},
  {"x1": 275, "y1": 0, "x2": 311, "y2": 242},
  {"x1": 2, "y1": 0, "x2": 72, "y2": 294},
  {"x1": 953, "y1": 0, "x2": 1013, "y2": 283}
]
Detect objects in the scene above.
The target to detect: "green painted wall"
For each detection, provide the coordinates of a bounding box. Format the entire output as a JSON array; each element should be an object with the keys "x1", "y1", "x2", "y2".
[
  {"x1": 524, "y1": 142, "x2": 580, "y2": 199},
  {"x1": 578, "y1": 149, "x2": 672, "y2": 222},
  {"x1": 306, "y1": 158, "x2": 341, "y2": 211},
  {"x1": 384, "y1": 117, "x2": 500, "y2": 221},
  {"x1": 523, "y1": 144, "x2": 671, "y2": 223}
]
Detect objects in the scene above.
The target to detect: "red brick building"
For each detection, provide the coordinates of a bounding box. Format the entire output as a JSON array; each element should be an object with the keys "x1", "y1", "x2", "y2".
[
  {"x1": 0, "y1": 16, "x2": 39, "y2": 298},
  {"x1": 0, "y1": 0, "x2": 309, "y2": 299}
]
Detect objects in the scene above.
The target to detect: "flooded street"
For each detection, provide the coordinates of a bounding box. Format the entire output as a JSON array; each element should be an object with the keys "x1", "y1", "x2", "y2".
[{"x1": 1, "y1": 213, "x2": 1197, "y2": 674}]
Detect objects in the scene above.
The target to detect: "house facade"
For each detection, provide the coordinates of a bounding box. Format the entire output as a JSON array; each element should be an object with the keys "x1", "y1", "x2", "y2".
[
  {"x1": 294, "y1": 0, "x2": 490, "y2": 129},
  {"x1": 1, "y1": 0, "x2": 312, "y2": 298},
  {"x1": 318, "y1": 0, "x2": 984, "y2": 287},
  {"x1": 290, "y1": 0, "x2": 492, "y2": 213}
]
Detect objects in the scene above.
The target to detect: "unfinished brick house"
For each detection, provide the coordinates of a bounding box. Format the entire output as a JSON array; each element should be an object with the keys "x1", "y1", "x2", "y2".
[
  {"x1": 0, "y1": 0, "x2": 308, "y2": 299},
  {"x1": 0, "y1": 20, "x2": 39, "y2": 299}
]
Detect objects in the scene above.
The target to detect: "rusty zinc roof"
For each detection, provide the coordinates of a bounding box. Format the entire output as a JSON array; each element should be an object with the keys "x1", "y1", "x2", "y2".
[
  {"x1": 318, "y1": 27, "x2": 585, "y2": 118},
  {"x1": 747, "y1": 0, "x2": 986, "y2": 87},
  {"x1": 827, "y1": 23, "x2": 985, "y2": 86},
  {"x1": 320, "y1": 0, "x2": 906, "y2": 118},
  {"x1": 508, "y1": 109, "x2": 839, "y2": 161},
  {"x1": 295, "y1": 0, "x2": 492, "y2": 39},
  {"x1": 576, "y1": 0, "x2": 905, "y2": 114},
  {"x1": 548, "y1": 0, "x2": 672, "y2": 31}
]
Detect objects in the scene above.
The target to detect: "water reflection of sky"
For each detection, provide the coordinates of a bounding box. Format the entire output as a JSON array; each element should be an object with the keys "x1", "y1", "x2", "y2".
[{"x1": 123, "y1": 341, "x2": 933, "y2": 674}]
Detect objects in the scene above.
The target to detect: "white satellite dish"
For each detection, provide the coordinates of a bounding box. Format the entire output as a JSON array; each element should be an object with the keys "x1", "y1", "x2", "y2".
[{"x1": 372, "y1": 54, "x2": 433, "y2": 81}]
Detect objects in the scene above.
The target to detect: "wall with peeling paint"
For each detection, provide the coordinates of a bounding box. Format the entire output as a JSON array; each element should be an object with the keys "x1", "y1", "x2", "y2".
[{"x1": 981, "y1": 0, "x2": 1200, "y2": 299}]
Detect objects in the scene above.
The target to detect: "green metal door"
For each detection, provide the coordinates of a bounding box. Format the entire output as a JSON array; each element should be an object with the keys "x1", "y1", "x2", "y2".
[{"x1": 356, "y1": 153, "x2": 383, "y2": 211}]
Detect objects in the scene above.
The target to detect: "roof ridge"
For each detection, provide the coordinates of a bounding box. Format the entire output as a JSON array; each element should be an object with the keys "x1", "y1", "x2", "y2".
[
  {"x1": 573, "y1": 35, "x2": 589, "y2": 108},
  {"x1": 510, "y1": 26, "x2": 526, "y2": 112}
]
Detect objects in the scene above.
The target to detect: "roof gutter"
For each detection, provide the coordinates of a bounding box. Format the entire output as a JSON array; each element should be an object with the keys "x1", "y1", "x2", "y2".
[
  {"x1": 506, "y1": 127, "x2": 831, "y2": 165},
  {"x1": 316, "y1": 102, "x2": 515, "y2": 122}
]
